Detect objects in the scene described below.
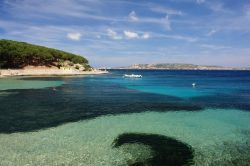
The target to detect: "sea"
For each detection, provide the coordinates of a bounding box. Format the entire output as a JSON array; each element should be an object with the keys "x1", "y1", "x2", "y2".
[{"x1": 0, "y1": 70, "x2": 249, "y2": 166}]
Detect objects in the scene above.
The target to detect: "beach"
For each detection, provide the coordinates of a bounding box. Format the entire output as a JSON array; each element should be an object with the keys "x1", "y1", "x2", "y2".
[{"x1": 0, "y1": 66, "x2": 108, "y2": 77}]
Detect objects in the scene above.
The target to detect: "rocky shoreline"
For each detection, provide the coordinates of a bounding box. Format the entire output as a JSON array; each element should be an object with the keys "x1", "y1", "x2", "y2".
[{"x1": 0, "y1": 66, "x2": 108, "y2": 77}]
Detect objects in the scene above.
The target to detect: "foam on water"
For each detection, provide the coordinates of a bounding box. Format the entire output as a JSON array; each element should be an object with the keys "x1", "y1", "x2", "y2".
[{"x1": 0, "y1": 109, "x2": 249, "y2": 165}]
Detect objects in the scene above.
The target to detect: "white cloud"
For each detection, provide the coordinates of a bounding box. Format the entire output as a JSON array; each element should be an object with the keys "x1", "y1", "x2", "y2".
[
  {"x1": 3, "y1": 0, "x2": 175, "y2": 32},
  {"x1": 168, "y1": 35, "x2": 197, "y2": 42},
  {"x1": 206, "y1": 29, "x2": 217, "y2": 36},
  {"x1": 142, "y1": 33, "x2": 150, "y2": 39},
  {"x1": 244, "y1": 5, "x2": 250, "y2": 19},
  {"x1": 207, "y1": 2, "x2": 226, "y2": 12},
  {"x1": 151, "y1": 32, "x2": 197, "y2": 42},
  {"x1": 67, "y1": 32, "x2": 82, "y2": 40},
  {"x1": 123, "y1": 31, "x2": 150, "y2": 39},
  {"x1": 124, "y1": 31, "x2": 139, "y2": 39},
  {"x1": 107, "y1": 28, "x2": 122, "y2": 40},
  {"x1": 200, "y1": 44, "x2": 230, "y2": 49},
  {"x1": 149, "y1": 6, "x2": 182, "y2": 15},
  {"x1": 127, "y1": 14, "x2": 172, "y2": 30},
  {"x1": 197, "y1": 0, "x2": 205, "y2": 4},
  {"x1": 129, "y1": 11, "x2": 139, "y2": 21},
  {"x1": 162, "y1": 15, "x2": 171, "y2": 30}
]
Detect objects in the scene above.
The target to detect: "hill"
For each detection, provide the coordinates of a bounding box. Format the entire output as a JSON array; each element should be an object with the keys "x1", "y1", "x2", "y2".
[
  {"x1": 115, "y1": 63, "x2": 250, "y2": 70},
  {"x1": 0, "y1": 39, "x2": 91, "y2": 70}
]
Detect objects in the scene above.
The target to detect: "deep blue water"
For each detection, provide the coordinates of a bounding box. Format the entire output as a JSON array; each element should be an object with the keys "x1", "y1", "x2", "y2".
[{"x1": 109, "y1": 70, "x2": 250, "y2": 109}]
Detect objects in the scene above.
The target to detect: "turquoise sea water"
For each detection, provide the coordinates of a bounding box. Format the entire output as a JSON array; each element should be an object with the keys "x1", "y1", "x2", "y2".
[
  {"x1": 0, "y1": 70, "x2": 250, "y2": 165},
  {"x1": 0, "y1": 77, "x2": 63, "y2": 90}
]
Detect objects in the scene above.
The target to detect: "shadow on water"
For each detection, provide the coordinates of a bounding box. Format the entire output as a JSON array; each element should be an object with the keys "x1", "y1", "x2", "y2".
[
  {"x1": 0, "y1": 78, "x2": 202, "y2": 133},
  {"x1": 112, "y1": 133, "x2": 194, "y2": 166}
]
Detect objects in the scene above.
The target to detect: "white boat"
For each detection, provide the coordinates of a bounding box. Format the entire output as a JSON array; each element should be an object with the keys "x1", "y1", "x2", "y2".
[{"x1": 123, "y1": 74, "x2": 142, "y2": 78}]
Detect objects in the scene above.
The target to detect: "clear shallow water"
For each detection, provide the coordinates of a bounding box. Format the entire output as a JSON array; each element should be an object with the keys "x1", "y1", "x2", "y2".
[
  {"x1": 0, "y1": 109, "x2": 249, "y2": 165},
  {"x1": 0, "y1": 77, "x2": 63, "y2": 90},
  {"x1": 0, "y1": 70, "x2": 250, "y2": 165}
]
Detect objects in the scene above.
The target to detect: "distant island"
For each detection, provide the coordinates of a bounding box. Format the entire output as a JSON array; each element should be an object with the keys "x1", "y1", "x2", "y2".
[
  {"x1": 0, "y1": 39, "x2": 107, "y2": 76},
  {"x1": 113, "y1": 63, "x2": 250, "y2": 70}
]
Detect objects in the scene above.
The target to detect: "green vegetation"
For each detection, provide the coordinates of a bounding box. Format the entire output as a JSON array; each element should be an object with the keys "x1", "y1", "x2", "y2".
[
  {"x1": 75, "y1": 65, "x2": 80, "y2": 70},
  {"x1": 0, "y1": 39, "x2": 89, "y2": 69}
]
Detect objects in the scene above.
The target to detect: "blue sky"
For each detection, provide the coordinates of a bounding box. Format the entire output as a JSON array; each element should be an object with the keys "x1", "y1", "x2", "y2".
[{"x1": 0, "y1": 0, "x2": 250, "y2": 67}]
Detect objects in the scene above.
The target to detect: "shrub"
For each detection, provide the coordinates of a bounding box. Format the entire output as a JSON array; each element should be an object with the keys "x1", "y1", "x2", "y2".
[{"x1": 75, "y1": 65, "x2": 80, "y2": 70}]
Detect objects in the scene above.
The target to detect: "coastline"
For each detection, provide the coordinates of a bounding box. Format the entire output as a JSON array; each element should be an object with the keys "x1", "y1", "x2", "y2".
[
  {"x1": 111, "y1": 63, "x2": 250, "y2": 71},
  {"x1": 110, "y1": 68, "x2": 250, "y2": 71},
  {"x1": 0, "y1": 66, "x2": 108, "y2": 77}
]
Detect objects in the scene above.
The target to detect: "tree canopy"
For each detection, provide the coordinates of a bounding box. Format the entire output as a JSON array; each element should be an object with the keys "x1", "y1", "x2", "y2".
[{"x1": 0, "y1": 39, "x2": 89, "y2": 69}]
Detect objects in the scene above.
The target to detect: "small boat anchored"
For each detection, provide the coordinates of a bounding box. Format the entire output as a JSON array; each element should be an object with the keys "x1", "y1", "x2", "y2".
[
  {"x1": 123, "y1": 74, "x2": 142, "y2": 78},
  {"x1": 192, "y1": 83, "x2": 196, "y2": 88}
]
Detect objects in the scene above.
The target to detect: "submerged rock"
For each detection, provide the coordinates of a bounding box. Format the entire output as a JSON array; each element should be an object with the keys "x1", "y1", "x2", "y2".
[{"x1": 113, "y1": 133, "x2": 194, "y2": 166}]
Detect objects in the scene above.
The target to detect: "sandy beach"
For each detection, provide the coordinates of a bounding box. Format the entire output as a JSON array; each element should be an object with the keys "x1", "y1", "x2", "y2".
[{"x1": 0, "y1": 66, "x2": 108, "y2": 77}]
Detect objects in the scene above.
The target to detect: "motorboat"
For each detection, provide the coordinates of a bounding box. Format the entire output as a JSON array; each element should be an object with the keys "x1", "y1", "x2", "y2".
[{"x1": 123, "y1": 74, "x2": 142, "y2": 78}]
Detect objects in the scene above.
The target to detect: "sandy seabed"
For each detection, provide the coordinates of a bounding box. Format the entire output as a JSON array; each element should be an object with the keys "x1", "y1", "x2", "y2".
[{"x1": 0, "y1": 109, "x2": 249, "y2": 166}]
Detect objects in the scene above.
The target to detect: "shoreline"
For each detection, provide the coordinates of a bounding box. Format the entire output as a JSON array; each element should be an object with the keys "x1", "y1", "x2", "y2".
[
  {"x1": 109, "y1": 68, "x2": 250, "y2": 71},
  {"x1": 0, "y1": 68, "x2": 108, "y2": 77}
]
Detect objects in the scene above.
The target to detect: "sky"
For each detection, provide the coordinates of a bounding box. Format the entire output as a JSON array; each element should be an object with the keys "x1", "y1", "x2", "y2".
[{"x1": 0, "y1": 0, "x2": 250, "y2": 68}]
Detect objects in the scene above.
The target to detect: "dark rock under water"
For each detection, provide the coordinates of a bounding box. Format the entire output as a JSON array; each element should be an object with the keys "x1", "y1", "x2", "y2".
[{"x1": 113, "y1": 133, "x2": 194, "y2": 166}]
